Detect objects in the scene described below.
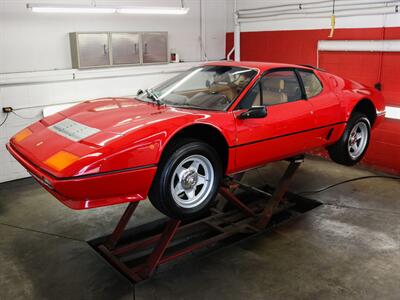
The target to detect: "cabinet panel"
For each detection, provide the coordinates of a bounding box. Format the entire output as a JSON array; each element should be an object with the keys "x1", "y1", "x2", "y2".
[
  {"x1": 112, "y1": 33, "x2": 140, "y2": 65},
  {"x1": 77, "y1": 33, "x2": 110, "y2": 68},
  {"x1": 142, "y1": 32, "x2": 168, "y2": 64},
  {"x1": 70, "y1": 31, "x2": 168, "y2": 68}
]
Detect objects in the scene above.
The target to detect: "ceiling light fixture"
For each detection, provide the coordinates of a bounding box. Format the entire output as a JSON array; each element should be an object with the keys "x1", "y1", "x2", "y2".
[
  {"x1": 26, "y1": 4, "x2": 189, "y2": 15},
  {"x1": 27, "y1": 4, "x2": 116, "y2": 14},
  {"x1": 117, "y1": 7, "x2": 189, "y2": 15}
]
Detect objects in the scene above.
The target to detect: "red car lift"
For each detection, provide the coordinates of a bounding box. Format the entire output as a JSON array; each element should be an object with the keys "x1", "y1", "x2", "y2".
[{"x1": 97, "y1": 156, "x2": 304, "y2": 283}]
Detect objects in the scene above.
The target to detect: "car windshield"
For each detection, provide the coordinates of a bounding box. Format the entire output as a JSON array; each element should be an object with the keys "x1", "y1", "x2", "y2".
[{"x1": 136, "y1": 65, "x2": 257, "y2": 111}]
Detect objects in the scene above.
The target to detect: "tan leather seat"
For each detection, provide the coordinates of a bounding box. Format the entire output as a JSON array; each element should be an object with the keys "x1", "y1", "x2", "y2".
[
  {"x1": 210, "y1": 72, "x2": 236, "y2": 102},
  {"x1": 262, "y1": 78, "x2": 288, "y2": 105},
  {"x1": 210, "y1": 85, "x2": 236, "y2": 101}
]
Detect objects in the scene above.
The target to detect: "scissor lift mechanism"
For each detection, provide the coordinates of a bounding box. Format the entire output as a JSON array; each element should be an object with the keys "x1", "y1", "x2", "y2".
[{"x1": 97, "y1": 156, "x2": 304, "y2": 283}]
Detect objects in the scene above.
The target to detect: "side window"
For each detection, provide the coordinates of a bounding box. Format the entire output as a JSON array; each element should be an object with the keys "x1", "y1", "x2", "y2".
[
  {"x1": 298, "y1": 70, "x2": 323, "y2": 98},
  {"x1": 237, "y1": 83, "x2": 261, "y2": 109},
  {"x1": 261, "y1": 70, "x2": 302, "y2": 105}
]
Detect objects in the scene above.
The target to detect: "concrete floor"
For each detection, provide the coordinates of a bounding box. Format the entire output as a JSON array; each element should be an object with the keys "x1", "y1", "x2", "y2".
[{"x1": 0, "y1": 156, "x2": 399, "y2": 300}]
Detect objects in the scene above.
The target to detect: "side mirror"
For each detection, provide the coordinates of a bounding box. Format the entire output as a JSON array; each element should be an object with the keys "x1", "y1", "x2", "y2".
[
  {"x1": 137, "y1": 89, "x2": 144, "y2": 95},
  {"x1": 238, "y1": 106, "x2": 267, "y2": 120}
]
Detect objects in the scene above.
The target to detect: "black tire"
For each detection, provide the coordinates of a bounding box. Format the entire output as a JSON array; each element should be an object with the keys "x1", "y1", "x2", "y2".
[
  {"x1": 328, "y1": 112, "x2": 371, "y2": 166},
  {"x1": 149, "y1": 138, "x2": 222, "y2": 221}
]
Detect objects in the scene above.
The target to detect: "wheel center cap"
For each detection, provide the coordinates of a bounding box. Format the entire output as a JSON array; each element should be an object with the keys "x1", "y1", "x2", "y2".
[{"x1": 181, "y1": 169, "x2": 198, "y2": 189}]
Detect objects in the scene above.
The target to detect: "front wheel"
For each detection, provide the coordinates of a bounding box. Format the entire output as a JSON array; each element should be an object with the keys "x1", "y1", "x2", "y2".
[
  {"x1": 149, "y1": 139, "x2": 222, "y2": 220},
  {"x1": 328, "y1": 112, "x2": 371, "y2": 166}
]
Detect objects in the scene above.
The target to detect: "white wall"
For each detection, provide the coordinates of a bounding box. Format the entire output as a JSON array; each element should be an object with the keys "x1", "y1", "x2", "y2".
[
  {"x1": 0, "y1": 0, "x2": 228, "y2": 183},
  {"x1": 226, "y1": 0, "x2": 400, "y2": 32},
  {"x1": 0, "y1": 0, "x2": 227, "y2": 72}
]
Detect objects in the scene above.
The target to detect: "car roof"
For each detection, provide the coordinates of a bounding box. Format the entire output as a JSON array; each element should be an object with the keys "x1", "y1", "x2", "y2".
[{"x1": 203, "y1": 60, "x2": 314, "y2": 73}]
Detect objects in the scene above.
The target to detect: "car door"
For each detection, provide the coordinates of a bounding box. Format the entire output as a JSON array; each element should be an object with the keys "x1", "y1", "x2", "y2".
[
  {"x1": 297, "y1": 69, "x2": 344, "y2": 148},
  {"x1": 233, "y1": 68, "x2": 317, "y2": 171}
]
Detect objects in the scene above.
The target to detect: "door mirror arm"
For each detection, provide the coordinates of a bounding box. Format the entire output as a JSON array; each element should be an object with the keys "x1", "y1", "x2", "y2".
[{"x1": 238, "y1": 106, "x2": 268, "y2": 120}]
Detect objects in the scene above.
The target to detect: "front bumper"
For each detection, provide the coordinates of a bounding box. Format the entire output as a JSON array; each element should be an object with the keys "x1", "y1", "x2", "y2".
[{"x1": 7, "y1": 143, "x2": 157, "y2": 209}]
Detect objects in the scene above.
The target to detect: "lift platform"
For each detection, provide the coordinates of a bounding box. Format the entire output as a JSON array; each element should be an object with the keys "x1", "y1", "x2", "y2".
[{"x1": 96, "y1": 156, "x2": 305, "y2": 283}]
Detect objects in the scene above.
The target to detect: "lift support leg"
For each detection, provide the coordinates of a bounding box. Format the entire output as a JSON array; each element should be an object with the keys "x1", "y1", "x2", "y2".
[{"x1": 256, "y1": 156, "x2": 303, "y2": 228}]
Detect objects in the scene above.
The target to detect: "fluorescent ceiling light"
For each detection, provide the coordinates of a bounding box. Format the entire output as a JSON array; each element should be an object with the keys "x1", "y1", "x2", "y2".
[
  {"x1": 26, "y1": 4, "x2": 189, "y2": 15},
  {"x1": 117, "y1": 7, "x2": 189, "y2": 15},
  {"x1": 27, "y1": 4, "x2": 115, "y2": 14}
]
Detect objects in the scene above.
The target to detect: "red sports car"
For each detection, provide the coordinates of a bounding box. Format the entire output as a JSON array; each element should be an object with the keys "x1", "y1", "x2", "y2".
[{"x1": 7, "y1": 61, "x2": 385, "y2": 220}]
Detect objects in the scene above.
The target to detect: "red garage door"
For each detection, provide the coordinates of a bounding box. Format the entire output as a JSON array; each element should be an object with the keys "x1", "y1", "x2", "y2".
[
  {"x1": 381, "y1": 52, "x2": 400, "y2": 106},
  {"x1": 319, "y1": 51, "x2": 400, "y2": 174}
]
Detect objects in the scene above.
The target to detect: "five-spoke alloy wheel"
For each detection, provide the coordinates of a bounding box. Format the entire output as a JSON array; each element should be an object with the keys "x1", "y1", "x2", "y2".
[
  {"x1": 328, "y1": 112, "x2": 371, "y2": 166},
  {"x1": 347, "y1": 121, "x2": 369, "y2": 160},
  {"x1": 149, "y1": 139, "x2": 222, "y2": 220},
  {"x1": 170, "y1": 154, "x2": 214, "y2": 209}
]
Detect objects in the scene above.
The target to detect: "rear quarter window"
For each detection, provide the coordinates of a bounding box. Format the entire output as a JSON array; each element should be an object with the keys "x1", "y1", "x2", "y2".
[{"x1": 299, "y1": 70, "x2": 323, "y2": 98}]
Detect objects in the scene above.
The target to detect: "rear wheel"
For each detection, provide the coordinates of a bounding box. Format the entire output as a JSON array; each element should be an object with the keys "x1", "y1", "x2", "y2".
[
  {"x1": 149, "y1": 139, "x2": 222, "y2": 220},
  {"x1": 328, "y1": 112, "x2": 371, "y2": 166}
]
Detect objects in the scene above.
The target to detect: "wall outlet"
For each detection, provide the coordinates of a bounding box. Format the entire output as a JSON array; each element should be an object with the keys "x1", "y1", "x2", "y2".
[{"x1": 2, "y1": 107, "x2": 13, "y2": 113}]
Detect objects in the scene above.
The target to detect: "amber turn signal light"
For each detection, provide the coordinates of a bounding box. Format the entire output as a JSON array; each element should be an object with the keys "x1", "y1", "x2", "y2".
[
  {"x1": 14, "y1": 128, "x2": 32, "y2": 143},
  {"x1": 44, "y1": 151, "x2": 80, "y2": 172}
]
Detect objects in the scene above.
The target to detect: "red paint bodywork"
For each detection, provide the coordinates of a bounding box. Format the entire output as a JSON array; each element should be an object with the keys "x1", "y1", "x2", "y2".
[
  {"x1": 226, "y1": 27, "x2": 400, "y2": 174},
  {"x1": 7, "y1": 61, "x2": 385, "y2": 209}
]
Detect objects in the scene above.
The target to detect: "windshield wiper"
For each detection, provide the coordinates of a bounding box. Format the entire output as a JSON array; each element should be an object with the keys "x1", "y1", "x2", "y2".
[
  {"x1": 145, "y1": 89, "x2": 161, "y2": 105},
  {"x1": 170, "y1": 103, "x2": 221, "y2": 111}
]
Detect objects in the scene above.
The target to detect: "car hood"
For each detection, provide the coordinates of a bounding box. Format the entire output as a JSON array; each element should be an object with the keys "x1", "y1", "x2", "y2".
[{"x1": 58, "y1": 97, "x2": 182, "y2": 136}]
